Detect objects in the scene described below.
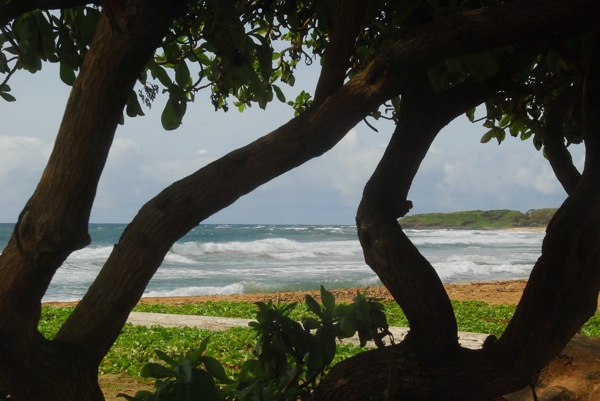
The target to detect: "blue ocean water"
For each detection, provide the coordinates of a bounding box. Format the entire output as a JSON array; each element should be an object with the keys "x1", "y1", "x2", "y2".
[{"x1": 0, "y1": 223, "x2": 545, "y2": 302}]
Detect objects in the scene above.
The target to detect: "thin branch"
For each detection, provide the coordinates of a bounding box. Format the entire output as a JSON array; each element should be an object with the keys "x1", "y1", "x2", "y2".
[
  {"x1": 543, "y1": 88, "x2": 582, "y2": 195},
  {"x1": 313, "y1": 0, "x2": 367, "y2": 105}
]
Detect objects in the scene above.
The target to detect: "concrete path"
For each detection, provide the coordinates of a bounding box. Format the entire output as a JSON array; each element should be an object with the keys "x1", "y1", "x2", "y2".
[{"x1": 126, "y1": 311, "x2": 489, "y2": 349}]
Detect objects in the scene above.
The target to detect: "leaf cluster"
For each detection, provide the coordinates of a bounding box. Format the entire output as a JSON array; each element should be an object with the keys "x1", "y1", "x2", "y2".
[
  {"x1": 118, "y1": 336, "x2": 231, "y2": 401},
  {"x1": 0, "y1": 0, "x2": 337, "y2": 128},
  {"x1": 425, "y1": 19, "x2": 594, "y2": 152},
  {"x1": 0, "y1": 0, "x2": 541, "y2": 130},
  {"x1": 119, "y1": 286, "x2": 391, "y2": 401},
  {"x1": 473, "y1": 38, "x2": 591, "y2": 151},
  {"x1": 235, "y1": 286, "x2": 391, "y2": 400},
  {"x1": 0, "y1": 5, "x2": 99, "y2": 101}
]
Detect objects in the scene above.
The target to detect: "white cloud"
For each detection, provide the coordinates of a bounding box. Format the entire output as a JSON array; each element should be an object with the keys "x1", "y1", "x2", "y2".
[
  {"x1": 304, "y1": 129, "x2": 387, "y2": 201},
  {"x1": 139, "y1": 152, "x2": 216, "y2": 185},
  {"x1": 407, "y1": 134, "x2": 578, "y2": 214},
  {"x1": 0, "y1": 135, "x2": 50, "y2": 173},
  {"x1": 0, "y1": 136, "x2": 51, "y2": 221}
]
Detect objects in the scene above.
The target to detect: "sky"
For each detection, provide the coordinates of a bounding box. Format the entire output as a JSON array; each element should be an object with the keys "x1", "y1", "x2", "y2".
[{"x1": 0, "y1": 63, "x2": 585, "y2": 224}]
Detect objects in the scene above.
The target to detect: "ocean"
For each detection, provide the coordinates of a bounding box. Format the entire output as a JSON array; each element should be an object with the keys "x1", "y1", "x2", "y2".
[{"x1": 0, "y1": 224, "x2": 544, "y2": 302}]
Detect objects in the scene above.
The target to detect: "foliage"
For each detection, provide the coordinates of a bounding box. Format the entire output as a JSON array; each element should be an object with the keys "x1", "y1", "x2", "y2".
[
  {"x1": 37, "y1": 297, "x2": 600, "y2": 397},
  {"x1": 427, "y1": 25, "x2": 594, "y2": 153},
  {"x1": 117, "y1": 337, "x2": 230, "y2": 401},
  {"x1": 469, "y1": 38, "x2": 592, "y2": 150},
  {"x1": 399, "y1": 208, "x2": 556, "y2": 229},
  {"x1": 116, "y1": 289, "x2": 600, "y2": 401},
  {"x1": 118, "y1": 287, "x2": 392, "y2": 401},
  {"x1": 233, "y1": 286, "x2": 392, "y2": 400},
  {"x1": 0, "y1": 0, "x2": 426, "y2": 124},
  {"x1": 2, "y1": 0, "x2": 589, "y2": 158},
  {"x1": 133, "y1": 301, "x2": 260, "y2": 319},
  {"x1": 101, "y1": 326, "x2": 256, "y2": 377}
]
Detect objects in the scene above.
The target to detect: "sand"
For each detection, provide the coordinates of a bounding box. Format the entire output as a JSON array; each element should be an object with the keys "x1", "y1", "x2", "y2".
[{"x1": 45, "y1": 279, "x2": 531, "y2": 308}]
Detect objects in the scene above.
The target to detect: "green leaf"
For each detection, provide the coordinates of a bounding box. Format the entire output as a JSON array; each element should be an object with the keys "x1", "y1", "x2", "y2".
[
  {"x1": 427, "y1": 64, "x2": 448, "y2": 92},
  {"x1": 482, "y1": 119, "x2": 495, "y2": 129},
  {"x1": 499, "y1": 114, "x2": 511, "y2": 128},
  {"x1": 339, "y1": 316, "x2": 357, "y2": 337},
  {"x1": 465, "y1": 107, "x2": 476, "y2": 122},
  {"x1": 0, "y1": 53, "x2": 9, "y2": 74},
  {"x1": 480, "y1": 129, "x2": 496, "y2": 144},
  {"x1": 174, "y1": 61, "x2": 191, "y2": 87},
  {"x1": 308, "y1": 326, "x2": 336, "y2": 371},
  {"x1": 304, "y1": 295, "x2": 323, "y2": 318},
  {"x1": 125, "y1": 91, "x2": 145, "y2": 117},
  {"x1": 301, "y1": 317, "x2": 322, "y2": 331},
  {"x1": 59, "y1": 61, "x2": 76, "y2": 85},
  {"x1": 445, "y1": 56, "x2": 462, "y2": 75},
  {"x1": 189, "y1": 336, "x2": 211, "y2": 363},
  {"x1": 495, "y1": 127, "x2": 506, "y2": 144},
  {"x1": 320, "y1": 286, "x2": 335, "y2": 312},
  {"x1": 78, "y1": 7, "x2": 99, "y2": 45},
  {"x1": 355, "y1": 301, "x2": 370, "y2": 323},
  {"x1": 161, "y1": 96, "x2": 185, "y2": 130},
  {"x1": 256, "y1": 46, "x2": 273, "y2": 81},
  {"x1": 163, "y1": 41, "x2": 181, "y2": 64},
  {"x1": 141, "y1": 362, "x2": 174, "y2": 379},
  {"x1": 175, "y1": 359, "x2": 193, "y2": 383},
  {"x1": 149, "y1": 63, "x2": 172, "y2": 87},
  {"x1": 462, "y1": 51, "x2": 498, "y2": 82},
  {"x1": 116, "y1": 392, "x2": 144, "y2": 401},
  {"x1": 154, "y1": 349, "x2": 178, "y2": 367},
  {"x1": 202, "y1": 356, "x2": 234, "y2": 383},
  {"x1": 0, "y1": 91, "x2": 16, "y2": 102}
]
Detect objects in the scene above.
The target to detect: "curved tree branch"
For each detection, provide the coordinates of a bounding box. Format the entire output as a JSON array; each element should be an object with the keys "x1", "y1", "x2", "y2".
[
  {"x1": 356, "y1": 74, "x2": 502, "y2": 354},
  {"x1": 543, "y1": 89, "x2": 582, "y2": 195},
  {"x1": 54, "y1": 0, "x2": 600, "y2": 362},
  {"x1": 313, "y1": 0, "x2": 366, "y2": 104}
]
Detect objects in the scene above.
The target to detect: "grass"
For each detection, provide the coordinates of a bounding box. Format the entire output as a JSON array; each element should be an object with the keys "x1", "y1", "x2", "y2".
[
  {"x1": 37, "y1": 300, "x2": 600, "y2": 400},
  {"x1": 40, "y1": 300, "x2": 600, "y2": 376}
]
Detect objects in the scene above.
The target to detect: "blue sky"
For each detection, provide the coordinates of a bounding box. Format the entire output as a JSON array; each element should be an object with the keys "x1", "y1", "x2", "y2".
[{"x1": 0, "y1": 63, "x2": 585, "y2": 224}]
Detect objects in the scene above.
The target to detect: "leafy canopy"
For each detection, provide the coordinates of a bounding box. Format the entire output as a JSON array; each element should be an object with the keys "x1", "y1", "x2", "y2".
[{"x1": 0, "y1": 0, "x2": 593, "y2": 156}]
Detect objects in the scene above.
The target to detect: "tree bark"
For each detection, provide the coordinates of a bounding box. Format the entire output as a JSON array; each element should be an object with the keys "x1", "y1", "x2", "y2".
[
  {"x1": 543, "y1": 88, "x2": 582, "y2": 195},
  {"x1": 313, "y1": 0, "x2": 366, "y2": 104},
  {"x1": 0, "y1": 2, "x2": 184, "y2": 400}
]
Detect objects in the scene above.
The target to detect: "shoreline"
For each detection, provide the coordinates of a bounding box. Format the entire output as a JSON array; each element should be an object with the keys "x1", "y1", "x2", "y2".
[{"x1": 45, "y1": 279, "x2": 532, "y2": 308}]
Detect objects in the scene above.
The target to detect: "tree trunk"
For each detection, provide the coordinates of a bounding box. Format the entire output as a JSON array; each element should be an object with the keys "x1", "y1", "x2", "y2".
[
  {"x1": 0, "y1": 2, "x2": 183, "y2": 400},
  {"x1": 313, "y1": 30, "x2": 600, "y2": 401}
]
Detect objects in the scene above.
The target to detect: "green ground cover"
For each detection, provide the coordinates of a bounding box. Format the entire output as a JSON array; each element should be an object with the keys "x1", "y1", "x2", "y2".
[
  {"x1": 40, "y1": 300, "x2": 600, "y2": 380},
  {"x1": 399, "y1": 208, "x2": 556, "y2": 229}
]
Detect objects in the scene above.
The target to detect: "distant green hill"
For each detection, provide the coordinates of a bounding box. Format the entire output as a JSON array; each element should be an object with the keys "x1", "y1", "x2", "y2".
[{"x1": 399, "y1": 209, "x2": 556, "y2": 229}]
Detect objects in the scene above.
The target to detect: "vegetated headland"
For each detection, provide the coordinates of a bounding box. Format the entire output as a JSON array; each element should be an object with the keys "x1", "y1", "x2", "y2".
[{"x1": 399, "y1": 208, "x2": 556, "y2": 230}]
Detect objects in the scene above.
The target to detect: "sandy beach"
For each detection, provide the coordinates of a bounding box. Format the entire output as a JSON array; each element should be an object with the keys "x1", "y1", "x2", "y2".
[{"x1": 46, "y1": 279, "x2": 532, "y2": 308}]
